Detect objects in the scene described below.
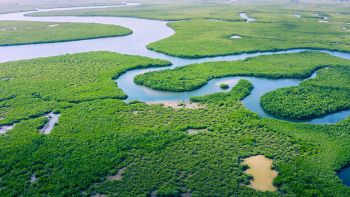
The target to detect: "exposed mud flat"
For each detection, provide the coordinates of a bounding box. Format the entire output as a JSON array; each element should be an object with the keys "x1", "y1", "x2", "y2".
[
  {"x1": 146, "y1": 101, "x2": 205, "y2": 109},
  {"x1": 239, "y1": 13, "x2": 256, "y2": 23},
  {"x1": 0, "y1": 77, "x2": 13, "y2": 81},
  {"x1": 187, "y1": 128, "x2": 208, "y2": 135},
  {"x1": 30, "y1": 173, "x2": 37, "y2": 184},
  {"x1": 0, "y1": 124, "x2": 15, "y2": 134},
  {"x1": 151, "y1": 190, "x2": 157, "y2": 197},
  {"x1": 317, "y1": 15, "x2": 330, "y2": 23},
  {"x1": 243, "y1": 155, "x2": 278, "y2": 192},
  {"x1": 224, "y1": 0, "x2": 238, "y2": 3},
  {"x1": 294, "y1": 13, "x2": 301, "y2": 18},
  {"x1": 107, "y1": 167, "x2": 126, "y2": 181},
  {"x1": 40, "y1": 112, "x2": 60, "y2": 134},
  {"x1": 181, "y1": 192, "x2": 192, "y2": 197},
  {"x1": 91, "y1": 194, "x2": 107, "y2": 197},
  {"x1": 342, "y1": 27, "x2": 350, "y2": 31},
  {"x1": 0, "y1": 27, "x2": 17, "y2": 31},
  {"x1": 48, "y1": 24, "x2": 59, "y2": 27},
  {"x1": 207, "y1": 18, "x2": 224, "y2": 22},
  {"x1": 230, "y1": 35, "x2": 242, "y2": 39},
  {"x1": 319, "y1": 20, "x2": 329, "y2": 23},
  {"x1": 132, "y1": 110, "x2": 141, "y2": 115}
]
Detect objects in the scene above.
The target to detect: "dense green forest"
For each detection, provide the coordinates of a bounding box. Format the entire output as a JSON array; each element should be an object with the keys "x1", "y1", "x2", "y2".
[
  {"x1": 1, "y1": 0, "x2": 350, "y2": 196},
  {"x1": 135, "y1": 52, "x2": 350, "y2": 92},
  {"x1": 0, "y1": 52, "x2": 169, "y2": 125},
  {"x1": 1, "y1": 52, "x2": 350, "y2": 196},
  {"x1": 261, "y1": 66, "x2": 350, "y2": 119},
  {"x1": 147, "y1": 18, "x2": 350, "y2": 58},
  {"x1": 31, "y1": 0, "x2": 350, "y2": 58},
  {"x1": 0, "y1": 21, "x2": 131, "y2": 46}
]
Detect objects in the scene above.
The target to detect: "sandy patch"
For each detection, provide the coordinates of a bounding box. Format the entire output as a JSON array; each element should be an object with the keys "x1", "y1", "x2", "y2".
[
  {"x1": 107, "y1": 167, "x2": 126, "y2": 181},
  {"x1": 319, "y1": 20, "x2": 329, "y2": 23},
  {"x1": 40, "y1": 112, "x2": 61, "y2": 134},
  {"x1": 181, "y1": 192, "x2": 192, "y2": 197},
  {"x1": 243, "y1": 155, "x2": 278, "y2": 192},
  {"x1": 342, "y1": 27, "x2": 350, "y2": 31},
  {"x1": 0, "y1": 77, "x2": 13, "y2": 81},
  {"x1": 0, "y1": 124, "x2": 15, "y2": 134},
  {"x1": 240, "y1": 13, "x2": 256, "y2": 23},
  {"x1": 230, "y1": 35, "x2": 242, "y2": 39},
  {"x1": 0, "y1": 27, "x2": 17, "y2": 31},
  {"x1": 48, "y1": 24, "x2": 59, "y2": 27},
  {"x1": 187, "y1": 128, "x2": 208, "y2": 135},
  {"x1": 294, "y1": 13, "x2": 301, "y2": 18},
  {"x1": 30, "y1": 173, "x2": 37, "y2": 184},
  {"x1": 132, "y1": 110, "x2": 141, "y2": 115},
  {"x1": 91, "y1": 194, "x2": 107, "y2": 197},
  {"x1": 151, "y1": 190, "x2": 157, "y2": 197},
  {"x1": 207, "y1": 19, "x2": 223, "y2": 22},
  {"x1": 146, "y1": 101, "x2": 205, "y2": 109}
]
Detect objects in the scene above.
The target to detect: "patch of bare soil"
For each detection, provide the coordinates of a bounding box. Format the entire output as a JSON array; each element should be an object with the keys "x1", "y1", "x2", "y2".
[{"x1": 243, "y1": 155, "x2": 278, "y2": 192}]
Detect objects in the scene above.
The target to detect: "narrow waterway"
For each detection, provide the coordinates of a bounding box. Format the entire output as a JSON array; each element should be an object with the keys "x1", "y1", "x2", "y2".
[{"x1": 0, "y1": 4, "x2": 349, "y2": 124}]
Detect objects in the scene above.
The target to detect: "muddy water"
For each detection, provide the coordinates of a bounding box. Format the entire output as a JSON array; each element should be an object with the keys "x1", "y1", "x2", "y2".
[{"x1": 243, "y1": 155, "x2": 278, "y2": 192}]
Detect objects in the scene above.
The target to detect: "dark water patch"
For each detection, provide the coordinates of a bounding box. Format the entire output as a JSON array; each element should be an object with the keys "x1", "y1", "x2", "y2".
[{"x1": 338, "y1": 167, "x2": 350, "y2": 186}]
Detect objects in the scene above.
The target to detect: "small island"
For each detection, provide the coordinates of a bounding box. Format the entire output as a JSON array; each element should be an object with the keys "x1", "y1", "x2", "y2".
[{"x1": 220, "y1": 83, "x2": 230, "y2": 90}]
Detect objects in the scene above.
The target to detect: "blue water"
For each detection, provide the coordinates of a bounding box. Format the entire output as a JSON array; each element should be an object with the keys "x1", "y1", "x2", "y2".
[{"x1": 338, "y1": 167, "x2": 350, "y2": 186}]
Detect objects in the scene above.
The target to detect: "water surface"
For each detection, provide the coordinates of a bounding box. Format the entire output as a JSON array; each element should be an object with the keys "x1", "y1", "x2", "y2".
[
  {"x1": 338, "y1": 167, "x2": 350, "y2": 186},
  {"x1": 0, "y1": 6, "x2": 349, "y2": 124}
]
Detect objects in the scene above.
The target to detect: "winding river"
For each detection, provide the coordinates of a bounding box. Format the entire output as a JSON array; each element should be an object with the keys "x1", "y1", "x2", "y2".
[{"x1": 0, "y1": 3, "x2": 349, "y2": 124}]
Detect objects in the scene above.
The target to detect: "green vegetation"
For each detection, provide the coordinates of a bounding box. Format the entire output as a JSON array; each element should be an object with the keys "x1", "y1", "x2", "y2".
[
  {"x1": 261, "y1": 66, "x2": 350, "y2": 119},
  {"x1": 0, "y1": 0, "x2": 130, "y2": 14},
  {"x1": 2, "y1": 0, "x2": 350, "y2": 196},
  {"x1": 147, "y1": 18, "x2": 350, "y2": 58},
  {"x1": 191, "y1": 80, "x2": 253, "y2": 105},
  {"x1": 220, "y1": 83, "x2": 229, "y2": 90},
  {"x1": 29, "y1": 0, "x2": 350, "y2": 21},
  {"x1": 1, "y1": 52, "x2": 350, "y2": 196},
  {"x1": 31, "y1": 0, "x2": 350, "y2": 58},
  {"x1": 135, "y1": 51, "x2": 350, "y2": 92},
  {"x1": 0, "y1": 21, "x2": 131, "y2": 46},
  {"x1": 0, "y1": 52, "x2": 169, "y2": 125}
]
